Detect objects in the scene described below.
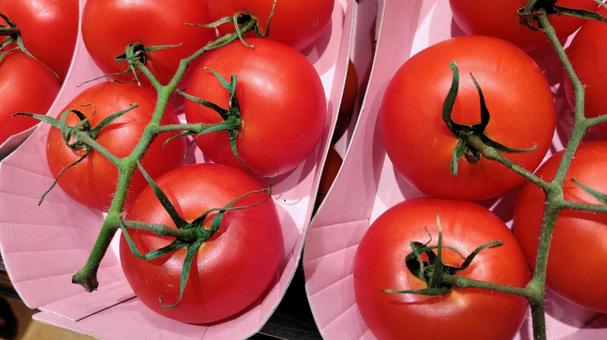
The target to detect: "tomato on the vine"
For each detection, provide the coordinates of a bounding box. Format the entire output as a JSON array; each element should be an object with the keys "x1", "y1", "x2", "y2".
[
  {"x1": 46, "y1": 82, "x2": 186, "y2": 211},
  {"x1": 380, "y1": 36, "x2": 555, "y2": 201},
  {"x1": 0, "y1": 51, "x2": 59, "y2": 145},
  {"x1": 355, "y1": 198, "x2": 529, "y2": 340},
  {"x1": 82, "y1": 0, "x2": 216, "y2": 84},
  {"x1": 564, "y1": 7, "x2": 607, "y2": 136},
  {"x1": 449, "y1": 0, "x2": 599, "y2": 51},
  {"x1": 514, "y1": 142, "x2": 607, "y2": 313},
  {"x1": 0, "y1": 0, "x2": 78, "y2": 81},
  {"x1": 205, "y1": 0, "x2": 334, "y2": 51},
  {"x1": 184, "y1": 38, "x2": 326, "y2": 177},
  {"x1": 120, "y1": 163, "x2": 284, "y2": 324}
]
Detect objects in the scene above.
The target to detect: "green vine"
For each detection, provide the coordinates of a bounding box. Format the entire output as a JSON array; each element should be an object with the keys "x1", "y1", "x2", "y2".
[{"x1": 27, "y1": 3, "x2": 277, "y2": 294}]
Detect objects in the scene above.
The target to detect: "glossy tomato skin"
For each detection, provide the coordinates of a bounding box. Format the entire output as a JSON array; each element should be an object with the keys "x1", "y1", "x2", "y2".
[
  {"x1": 82, "y1": 0, "x2": 216, "y2": 84},
  {"x1": 450, "y1": 0, "x2": 598, "y2": 51},
  {"x1": 514, "y1": 142, "x2": 607, "y2": 312},
  {"x1": 564, "y1": 8, "x2": 607, "y2": 136},
  {"x1": 380, "y1": 36, "x2": 556, "y2": 201},
  {"x1": 0, "y1": 0, "x2": 78, "y2": 81},
  {"x1": 205, "y1": 0, "x2": 334, "y2": 51},
  {"x1": 355, "y1": 199, "x2": 529, "y2": 340},
  {"x1": 185, "y1": 38, "x2": 326, "y2": 177},
  {"x1": 0, "y1": 51, "x2": 59, "y2": 144},
  {"x1": 46, "y1": 82, "x2": 186, "y2": 211},
  {"x1": 120, "y1": 163, "x2": 284, "y2": 324}
]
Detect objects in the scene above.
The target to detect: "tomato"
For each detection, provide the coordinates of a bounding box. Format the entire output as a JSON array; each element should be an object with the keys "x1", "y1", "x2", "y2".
[
  {"x1": 354, "y1": 198, "x2": 529, "y2": 340},
  {"x1": 564, "y1": 7, "x2": 607, "y2": 136},
  {"x1": 120, "y1": 163, "x2": 284, "y2": 324},
  {"x1": 82, "y1": 0, "x2": 216, "y2": 85},
  {"x1": 332, "y1": 60, "x2": 358, "y2": 144},
  {"x1": 205, "y1": 0, "x2": 334, "y2": 51},
  {"x1": 0, "y1": 51, "x2": 59, "y2": 145},
  {"x1": 316, "y1": 148, "x2": 342, "y2": 208},
  {"x1": 514, "y1": 142, "x2": 607, "y2": 312},
  {"x1": 380, "y1": 36, "x2": 556, "y2": 201},
  {"x1": 46, "y1": 82, "x2": 186, "y2": 211},
  {"x1": 450, "y1": 0, "x2": 599, "y2": 51},
  {"x1": 0, "y1": 0, "x2": 78, "y2": 81},
  {"x1": 184, "y1": 38, "x2": 326, "y2": 177}
]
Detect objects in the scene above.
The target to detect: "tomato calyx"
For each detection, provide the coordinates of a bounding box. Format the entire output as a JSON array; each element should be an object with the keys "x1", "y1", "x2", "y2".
[
  {"x1": 17, "y1": 104, "x2": 138, "y2": 204},
  {"x1": 443, "y1": 62, "x2": 536, "y2": 176},
  {"x1": 384, "y1": 216, "x2": 503, "y2": 296},
  {"x1": 178, "y1": 69, "x2": 274, "y2": 177},
  {"x1": 0, "y1": 13, "x2": 34, "y2": 61},
  {"x1": 109, "y1": 2, "x2": 277, "y2": 88},
  {"x1": 518, "y1": 0, "x2": 607, "y2": 31},
  {"x1": 119, "y1": 163, "x2": 271, "y2": 309}
]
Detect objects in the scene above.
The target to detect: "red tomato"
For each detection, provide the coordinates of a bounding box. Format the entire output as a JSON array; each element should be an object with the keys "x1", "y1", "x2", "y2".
[
  {"x1": 514, "y1": 142, "x2": 607, "y2": 312},
  {"x1": 355, "y1": 199, "x2": 529, "y2": 340},
  {"x1": 0, "y1": 0, "x2": 78, "y2": 81},
  {"x1": 564, "y1": 7, "x2": 607, "y2": 136},
  {"x1": 380, "y1": 36, "x2": 556, "y2": 200},
  {"x1": 332, "y1": 60, "x2": 358, "y2": 144},
  {"x1": 0, "y1": 51, "x2": 59, "y2": 144},
  {"x1": 185, "y1": 38, "x2": 326, "y2": 177},
  {"x1": 82, "y1": 0, "x2": 216, "y2": 85},
  {"x1": 205, "y1": 0, "x2": 334, "y2": 51},
  {"x1": 46, "y1": 82, "x2": 186, "y2": 211},
  {"x1": 316, "y1": 148, "x2": 342, "y2": 208},
  {"x1": 450, "y1": 0, "x2": 599, "y2": 51},
  {"x1": 120, "y1": 163, "x2": 284, "y2": 324}
]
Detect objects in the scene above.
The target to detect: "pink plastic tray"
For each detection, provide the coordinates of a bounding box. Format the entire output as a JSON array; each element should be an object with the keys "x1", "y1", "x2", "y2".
[
  {"x1": 0, "y1": 0, "x2": 354, "y2": 338},
  {"x1": 304, "y1": 1, "x2": 606, "y2": 339}
]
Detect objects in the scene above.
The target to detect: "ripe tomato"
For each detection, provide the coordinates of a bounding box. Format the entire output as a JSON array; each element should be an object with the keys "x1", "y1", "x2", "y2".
[
  {"x1": 380, "y1": 36, "x2": 555, "y2": 200},
  {"x1": 0, "y1": 51, "x2": 59, "y2": 145},
  {"x1": 120, "y1": 163, "x2": 284, "y2": 324},
  {"x1": 514, "y1": 142, "x2": 607, "y2": 313},
  {"x1": 185, "y1": 38, "x2": 326, "y2": 177},
  {"x1": 316, "y1": 148, "x2": 342, "y2": 208},
  {"x1": 82, "y1": 0, "x2": 216, "y2": 85},
  {"x1": 205, "y1": 0, "x2": 334, "y2": 51},
  {"x1": 46, "y1": 82, "x2": 186, "y2": 211},
  {"x1": 564, "y1": 7, "x2": 607, "y2": 136},
  {"x1": 355, "y1": 199, "x2": 529, "y2": 340},
  {"x1": 332, "y1": 60, "x2": 358, "y2": 144},
  {"x1": 0, "y1": 0, "x2": 78, "y2": 81},
  {"x1": 450, "y1": 0, "x2": 599, "y2": 51}
]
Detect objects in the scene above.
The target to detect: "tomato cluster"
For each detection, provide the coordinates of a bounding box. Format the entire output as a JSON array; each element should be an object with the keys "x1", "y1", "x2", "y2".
[
  {"x1": 28, "y1": 0, "x2": 333, "y2": 326},
  {"x1": 353, "y1": 2, "x2": 607, "y2": 339}
]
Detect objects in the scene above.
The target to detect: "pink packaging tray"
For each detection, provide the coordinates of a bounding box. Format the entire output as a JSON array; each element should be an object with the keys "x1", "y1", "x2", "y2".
[
  {"x1": 0, "y1": 0, "x2": 354, "y2": 338},
  {"x1": 304, "y1": 0, "x2": 606, "y2": 339}
]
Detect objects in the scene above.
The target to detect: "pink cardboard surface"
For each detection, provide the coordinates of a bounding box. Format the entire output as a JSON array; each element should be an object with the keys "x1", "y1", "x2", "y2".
[
  {"x1": 304, "y1": 0, "x2": 606, "y2": 339},
  {"x1": 0, "y1": 0, "x2": 354, "y2": 338}
]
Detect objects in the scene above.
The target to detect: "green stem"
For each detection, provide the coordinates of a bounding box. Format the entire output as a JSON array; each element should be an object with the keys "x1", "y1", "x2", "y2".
[
  {"x1": 585, "y1": 113, "x2": 607, "y2": 128},
  {"x1": 466, "y1": 134, "x2": 550, "y2": 190},
  {"x1": 69, "y1": 20, "x2": 259, "y2": 290},
  {"x1": 73, "y1": 133, "x2": 121, "y2": 166},
  {"x1": 123, "y1": 220, "x2": 195, "y2": 240},
  {"x1": 72, "y1": 213, "x2": 121, "y2": 292},
  {"x1": 442, "y1": 274, "x2": 532, "y2": 298},
  {"x1": 537, "y1": 14, "x2": 586, "y2": 188},
  {"x1": 558, "y1": 200, "x2": 607, "y2": 213},
  {"x1": 135, "y1": 61, "x2": 162, "y2": 90}
]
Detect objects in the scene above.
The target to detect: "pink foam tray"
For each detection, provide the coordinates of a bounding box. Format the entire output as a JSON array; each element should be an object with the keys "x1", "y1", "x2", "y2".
[
  {"x1": 304, "y1": 1, "x2": 607, "y2": 339},
  {"x1": 0, "y1": 0, "x2": 355, "y2": 338}
]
